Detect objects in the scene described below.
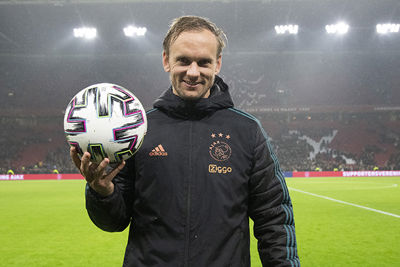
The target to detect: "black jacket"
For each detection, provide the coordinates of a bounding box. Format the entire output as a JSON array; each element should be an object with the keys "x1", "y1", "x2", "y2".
[{"x1": 85, "y1": 76, "x2": 300, "y2": 267}]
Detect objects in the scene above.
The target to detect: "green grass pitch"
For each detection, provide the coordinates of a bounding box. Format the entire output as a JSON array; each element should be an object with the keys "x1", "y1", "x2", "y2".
[{"x1": 1, "y1": 177, "x2": 399, "y2": 266}]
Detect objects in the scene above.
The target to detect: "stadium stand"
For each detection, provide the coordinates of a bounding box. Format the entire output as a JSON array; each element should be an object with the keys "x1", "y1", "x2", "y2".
[
  {"x1": 1, "y1": 43, "x2": 399, "y2": 174},
  {"x1": 1, "y1": 92, "x2": 399, "y2": 174}
]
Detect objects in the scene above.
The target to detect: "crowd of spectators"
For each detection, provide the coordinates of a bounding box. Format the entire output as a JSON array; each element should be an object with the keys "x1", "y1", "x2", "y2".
[
  {"x1": 1, "y1": 53, "x2": 399, "y2": 174},
  {"x1": 263, "y1": 112, "x2": 400, "y2": 172},
  {"x1": 2, "y1": 52, "x2": 400, "y2": 113},
  {"x1": 1, "y1": 110, "x2": 399, "y2": 174},
  {"x1": 222, "y1": 53, "x2": 400, "y2": 109},
  {"x1": 269, "y1": 130, "x2": 375, "y2": 172}
]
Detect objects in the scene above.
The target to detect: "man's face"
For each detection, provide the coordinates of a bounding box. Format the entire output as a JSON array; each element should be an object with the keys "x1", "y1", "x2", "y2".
[{"x1": 162, "y1": 30, "x2": 222, "y2": 100}]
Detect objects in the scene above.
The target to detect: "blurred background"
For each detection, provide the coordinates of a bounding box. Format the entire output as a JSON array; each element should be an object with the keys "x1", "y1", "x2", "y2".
[{"x1": 1, "y1": 0, "x2": 399, "y2": 174}]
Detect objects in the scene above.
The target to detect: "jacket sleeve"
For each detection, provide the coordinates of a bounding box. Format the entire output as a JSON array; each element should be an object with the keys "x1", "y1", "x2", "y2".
[
  {"x1": 248, "y1": 124, "x2": 300, "y2": 266},
  {"x1": 85, "y1": 157, "x2": 135, "y2": 232}
]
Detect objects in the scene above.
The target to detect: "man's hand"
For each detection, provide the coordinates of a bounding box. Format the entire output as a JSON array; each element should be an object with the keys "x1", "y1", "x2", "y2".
[{"x1": 70, "y1": 146, "x2": 125, "y2": 197}]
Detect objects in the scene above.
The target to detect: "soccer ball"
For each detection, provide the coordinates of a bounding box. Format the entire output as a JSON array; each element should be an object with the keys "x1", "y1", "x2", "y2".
[{"x1": 64, "y1": 83, "x2": 147, "y2": 164}]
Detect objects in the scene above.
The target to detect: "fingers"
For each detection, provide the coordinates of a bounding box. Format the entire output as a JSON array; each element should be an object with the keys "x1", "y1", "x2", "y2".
[
  {"x1": 105, "y1": 160, "x2": 126, "y2": 182},
  {"x1": 69, "y1": 146, "x2": 93, "y2": 179},
  {"x1": 93, "y1": 159, "x2": 125, "y2": 183},
  {"x1": 69, "y1": 146, "x2": 125, "y2": 193},
  {"x1": 95, "y1": 158, "x2": 110, "y2": 179},
  {"x1": 86, "y1": 157, "x2": 114, "y2": 182},
  {"x1": 70, "y1": 147, "x2": 96, "y2": 181},
  {"x1": 81, "y1": 152, "x2": 92, "y2": 179},
  {"x1": 89, "y1": 158, "x2": 122, "y2": 197},
  {"x1": 70, "y1": 146, "x2": 81, "y2": 169}
]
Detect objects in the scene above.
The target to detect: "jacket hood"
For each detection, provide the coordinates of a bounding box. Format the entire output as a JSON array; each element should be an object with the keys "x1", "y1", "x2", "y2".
[{"x1": 153, "y1": 75, "x2": 234, "y2": 119}]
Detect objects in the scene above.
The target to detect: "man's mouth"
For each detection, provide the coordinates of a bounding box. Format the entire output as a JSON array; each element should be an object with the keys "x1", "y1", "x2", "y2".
[{"x1": 183, "y1": 80, "x2": 202, "y2": 87}]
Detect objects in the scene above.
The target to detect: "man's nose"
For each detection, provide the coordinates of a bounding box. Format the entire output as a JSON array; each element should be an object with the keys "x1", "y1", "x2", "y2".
[{"x1": 187, "y1": 62, "x2": 200, "y2": 77}]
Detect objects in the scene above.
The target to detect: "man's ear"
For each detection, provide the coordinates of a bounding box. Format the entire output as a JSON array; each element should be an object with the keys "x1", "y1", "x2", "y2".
[
  {"x1": 215, "y1": 55, "x2": 222, "y2": 74},
  {"x1": 162, "y1": 51, "x2": 170, "y2": 72}
]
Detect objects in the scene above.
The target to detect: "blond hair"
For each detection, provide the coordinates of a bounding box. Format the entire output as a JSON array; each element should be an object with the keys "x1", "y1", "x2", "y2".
[{"x1": 163, "y1": 15, "x2": 227, "y2": 57}]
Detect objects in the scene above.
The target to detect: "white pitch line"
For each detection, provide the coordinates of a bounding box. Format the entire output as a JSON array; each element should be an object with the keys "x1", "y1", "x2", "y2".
[{"x1": 289, "y1": 187, "x2": 400, "y2": 219}]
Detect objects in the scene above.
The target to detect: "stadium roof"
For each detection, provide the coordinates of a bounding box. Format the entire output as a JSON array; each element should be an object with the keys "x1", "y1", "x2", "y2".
[
  {"x1": 0, "y1": 0, "x2": 324, "y2": 5},
  {"x1": 0, "y1": 0, "x2": 399, "y2": 55},
  {"x1": 0, "y1": 0, "x2": 297, "y2": 5},
  {"x1": 0, "y1": 0, "x2": 397, "y2": 3}
]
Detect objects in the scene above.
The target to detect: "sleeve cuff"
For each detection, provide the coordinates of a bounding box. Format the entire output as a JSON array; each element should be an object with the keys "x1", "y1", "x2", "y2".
[{"x1": 85, "y1": 183, "x2": 116, "y2": 201}]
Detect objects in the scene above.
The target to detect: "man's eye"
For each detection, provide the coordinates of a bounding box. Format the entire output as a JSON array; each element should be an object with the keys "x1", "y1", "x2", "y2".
[
  {"x1": 177, "y1": 58, "x2": 190, "y2": 65},
  {"x1": 198, "y1": 60, "x2": 211, "y2": 67}
]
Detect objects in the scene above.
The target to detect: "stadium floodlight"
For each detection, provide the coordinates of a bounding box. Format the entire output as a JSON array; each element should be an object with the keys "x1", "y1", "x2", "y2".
[
  {"x1": 274, "y1": 24, "x2": 299, "y2": 35},
  {"x1": 73, "y1": 27, "x2": 97, "y2": 39},
  {"x1": 376, "y1": 23, "x2": 400, "y2": 34},
  {"x1": 123, "y1": 26, "x2": 147, "y2": 37},
  {"x1": 325, "y1": 22, "x2": 349, "y2": 34}
]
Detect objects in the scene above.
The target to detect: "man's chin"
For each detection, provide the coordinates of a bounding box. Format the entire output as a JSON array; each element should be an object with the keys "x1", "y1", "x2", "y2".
[
  {"x1": 174, "y1": 89, "x2": 209, "y2": 101},
  {"x1": 181, "y1": 94, "x2": 202, "y2": 101}
]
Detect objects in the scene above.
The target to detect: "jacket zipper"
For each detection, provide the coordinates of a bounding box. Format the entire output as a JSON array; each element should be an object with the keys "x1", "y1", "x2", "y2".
[{"x1": 184, "y1": 120, "x2": 193, "y2": 267}]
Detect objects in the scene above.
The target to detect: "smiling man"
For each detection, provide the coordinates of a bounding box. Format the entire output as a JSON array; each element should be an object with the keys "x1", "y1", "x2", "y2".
[
  {"x1": 72, "y1": 16, "x2": 300, "y2": 267},
  {"x1": 162, "y1": 29, "x2": 222, "y2": 100}
]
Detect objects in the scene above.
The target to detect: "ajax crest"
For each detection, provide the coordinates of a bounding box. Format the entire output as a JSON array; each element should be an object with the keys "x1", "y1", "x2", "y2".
[{"x1": 209, "y1": 133, "x2": 232, "y2": 162}]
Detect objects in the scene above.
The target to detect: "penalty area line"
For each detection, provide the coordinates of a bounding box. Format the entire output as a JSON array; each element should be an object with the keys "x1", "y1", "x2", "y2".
[{"x1": 288, "y1": 187, "x2": 400, "y2": 219}]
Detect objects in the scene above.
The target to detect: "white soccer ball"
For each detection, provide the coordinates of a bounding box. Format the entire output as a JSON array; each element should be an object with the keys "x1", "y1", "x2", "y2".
[{"x1": 64, "y1": 83, "x2": 147, "y2": 164}]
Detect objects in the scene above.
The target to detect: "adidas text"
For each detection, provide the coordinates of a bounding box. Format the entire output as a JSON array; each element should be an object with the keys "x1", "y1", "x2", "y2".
[{"x1": 149, "y1": 144, "x2": 168, "y2": 156}]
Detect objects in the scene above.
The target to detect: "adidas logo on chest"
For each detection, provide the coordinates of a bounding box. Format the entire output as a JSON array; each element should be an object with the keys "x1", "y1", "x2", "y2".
[{"x1": 149, "y1": 144, "x2": 168, "y2": 156}]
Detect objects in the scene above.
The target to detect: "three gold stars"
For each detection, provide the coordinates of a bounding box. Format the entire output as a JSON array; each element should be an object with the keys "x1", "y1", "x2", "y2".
[{"x1": 211, "y1": 133, "x2": 231, "y2": 139}]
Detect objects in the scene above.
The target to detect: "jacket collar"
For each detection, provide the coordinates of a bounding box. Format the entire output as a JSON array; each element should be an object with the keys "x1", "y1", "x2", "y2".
[{"x1": 153, "y1": 75, "x2": 234, "y2": 119}]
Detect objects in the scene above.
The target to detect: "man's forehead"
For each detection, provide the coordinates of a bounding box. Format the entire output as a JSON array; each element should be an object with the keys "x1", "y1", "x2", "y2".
[
  {"x1": 171, "y1": 49, "x2": 216, "y2": 63},
  {"x1": 172, "y1": 30, "x2": 217, "y2": 46},
  {"x1": 169, "y1": 30, "x2": 218, "y2": 57}
]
